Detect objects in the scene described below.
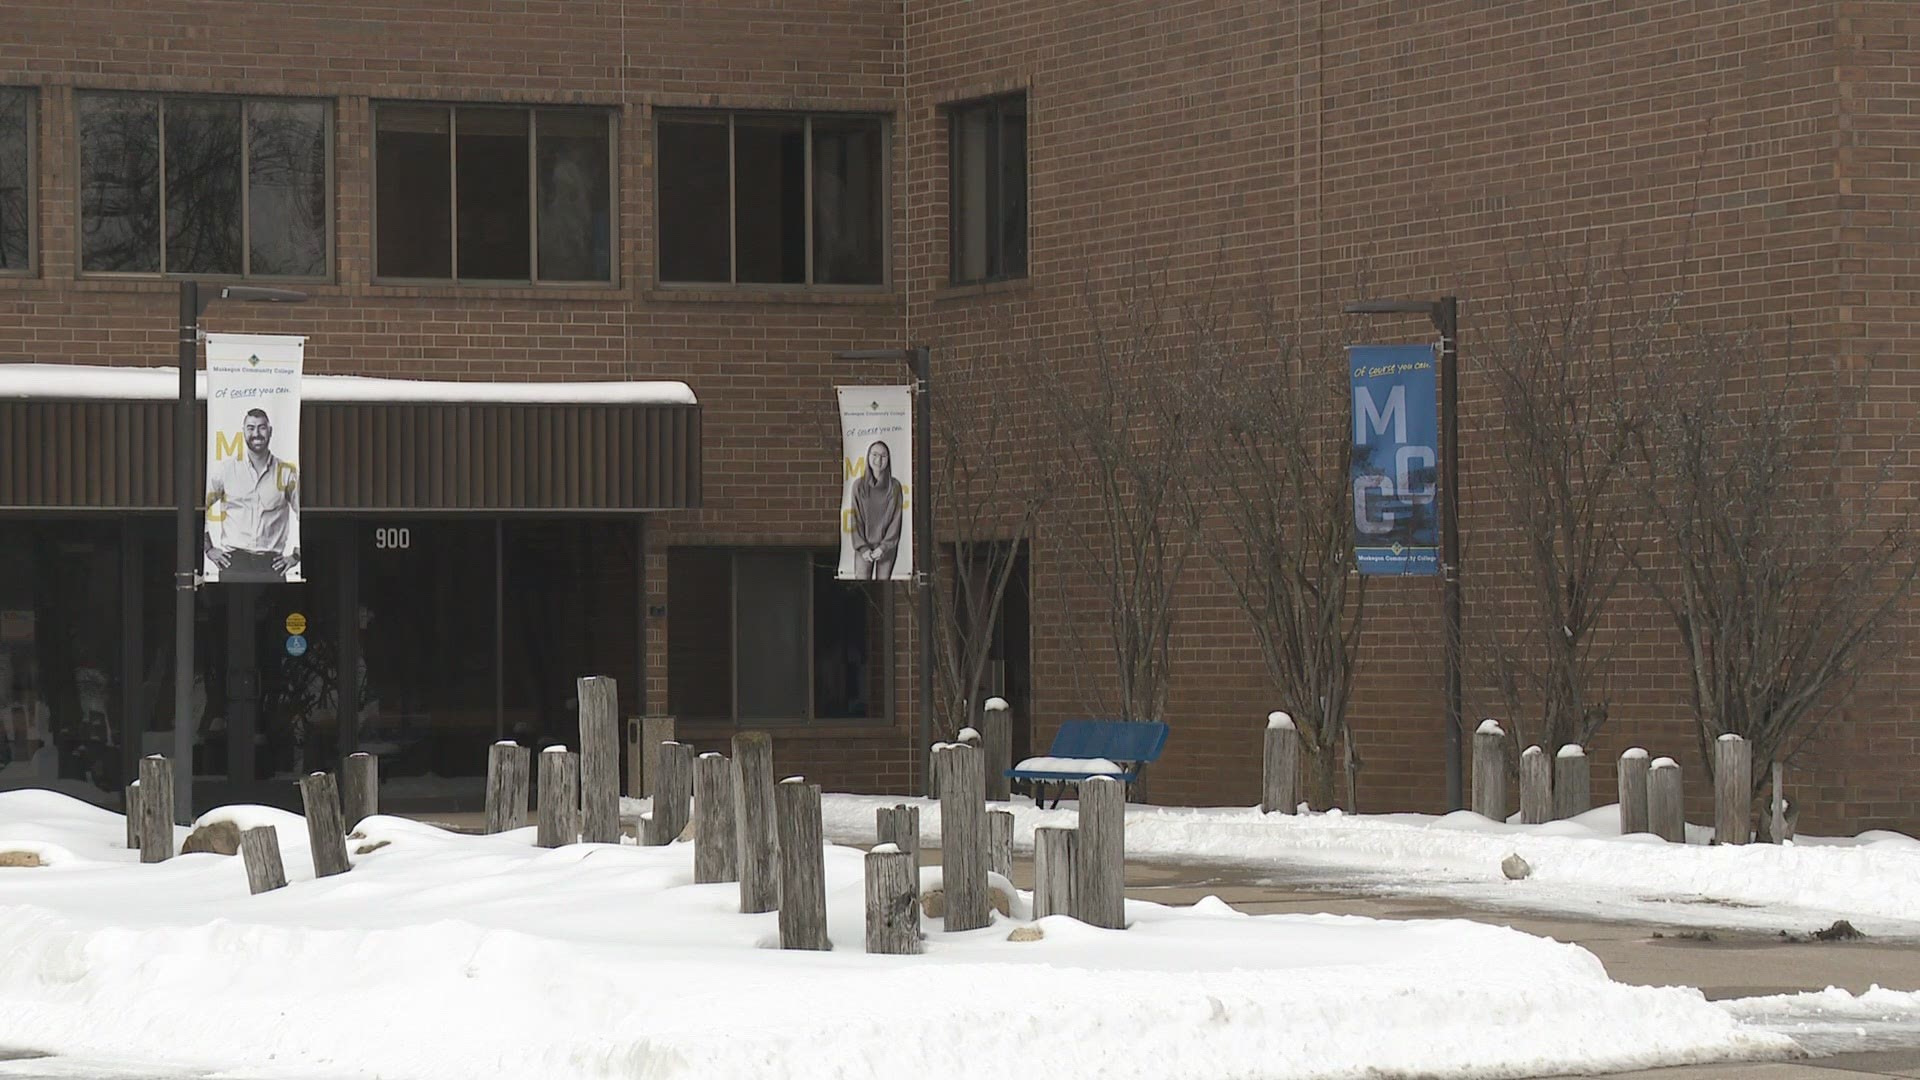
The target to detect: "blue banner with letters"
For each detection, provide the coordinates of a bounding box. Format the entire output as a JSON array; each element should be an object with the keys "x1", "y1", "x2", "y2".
[{"x1": 1350, "y1": 343, "x2": 1440, "y2": 575}]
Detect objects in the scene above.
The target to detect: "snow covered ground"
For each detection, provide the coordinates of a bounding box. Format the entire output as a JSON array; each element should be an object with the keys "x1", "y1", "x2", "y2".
[
  {"x1": 815, "y1": 794, "x2": 1920, "y2": 938},
  {"x1": 0, "y1": 788, "x2": 1836, "y2": 1080}
]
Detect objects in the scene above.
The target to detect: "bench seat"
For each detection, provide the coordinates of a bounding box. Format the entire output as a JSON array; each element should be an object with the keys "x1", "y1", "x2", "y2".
[{"x1": 1004, "y1": 721, "x2": 1168, "y2": 807}]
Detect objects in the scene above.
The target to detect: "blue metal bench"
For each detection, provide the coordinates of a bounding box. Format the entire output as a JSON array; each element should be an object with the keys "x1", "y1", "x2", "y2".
[{"x1": 1005, "y1": 719, "x2": 1170, "y2": 807}]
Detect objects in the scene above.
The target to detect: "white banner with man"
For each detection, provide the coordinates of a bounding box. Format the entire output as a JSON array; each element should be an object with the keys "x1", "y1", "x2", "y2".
[
  {"x1": 204, "y1": 333, "x2": 305, "y2": 584},
  {"x1": 836, "y1": 385, "x2": 913, "y2": 581}
]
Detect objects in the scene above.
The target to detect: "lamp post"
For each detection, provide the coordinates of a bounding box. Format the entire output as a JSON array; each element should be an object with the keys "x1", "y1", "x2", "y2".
[
  {"x1": 1342, "y1": 296, "x2": 1463, "y2": 811},
  {"x1": 836, "y1": 346, "x2": 934, "y2": 796},
  {"x1": 173, "y1": 281, "x2": 307, "y2": 823}
]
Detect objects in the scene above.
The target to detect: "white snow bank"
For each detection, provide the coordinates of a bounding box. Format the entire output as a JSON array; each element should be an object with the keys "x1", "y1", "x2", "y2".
[
  {"x1": 0, "y1": 363, "x2": 697, "y2": 405},
  {"x1": 1012, "y1": 756, "x2": 1125, "y2": 774},
  {"x1": 0, "y1": 790, "x2": 1793, "y2": 1080}
]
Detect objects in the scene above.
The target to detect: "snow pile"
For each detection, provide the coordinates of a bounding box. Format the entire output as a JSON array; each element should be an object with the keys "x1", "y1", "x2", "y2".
[
  {"x1": 1011, "y1": 756, "x2": 1126, "y2": 774},
  {"x1": 0, "y1": 790, "x2": 1795, "y2": 1080}
]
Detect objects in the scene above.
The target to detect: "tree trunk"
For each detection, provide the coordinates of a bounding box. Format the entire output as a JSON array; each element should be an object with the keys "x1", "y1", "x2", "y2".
[{"x1": 1306, "y1": 746, "x2": 1340, "y2": 811}]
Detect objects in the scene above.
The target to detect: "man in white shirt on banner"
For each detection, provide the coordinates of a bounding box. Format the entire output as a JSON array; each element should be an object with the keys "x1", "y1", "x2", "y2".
[{"x1": 204, "y1": 407, "x2": 301, "y2": 582}]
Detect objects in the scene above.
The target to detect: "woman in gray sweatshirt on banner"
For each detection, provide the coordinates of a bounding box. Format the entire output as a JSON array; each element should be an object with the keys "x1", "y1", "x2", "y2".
[{"x1": 850, "y1": 439, "x2": 903, "y2": 580}]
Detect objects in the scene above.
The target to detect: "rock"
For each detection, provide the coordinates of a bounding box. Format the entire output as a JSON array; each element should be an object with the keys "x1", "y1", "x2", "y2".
[
  {"x1": 989, "y1": 885, "x2": 1012, "y2": 917},
  {"x1": 0, "y1": 850, "x2": 43, "y2": 868},
  {"x1": 1007, "y1": 925, "x2": 1045, "y2": 943},
  {"x1": 353, "y1": 840, "x2": 391, "y2": 856},
  {"x1": 180, "y1": 820, "x2": 243, "y2": 856},
  {"x1": 677, "y1": 817, "x2": 696, "y2": 843},
  {"x1": 1813, "y1": 919, "x2": 1863, "y2": 942},
  {"x1": 922, "y1": 885, "x2": 1012, "y2": 921},
  {"x1": 1501, "y1": 853, "x2": 1532, "y2": 880}
]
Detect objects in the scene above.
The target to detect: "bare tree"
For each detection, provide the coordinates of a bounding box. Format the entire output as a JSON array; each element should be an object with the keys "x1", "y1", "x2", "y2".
[
  {"x1": 1183, "y1": 307, "x2": 1367, "y2": 807},
  {"x1": 1629, "y1": 326, "x2": 1919, "y2": 836}
]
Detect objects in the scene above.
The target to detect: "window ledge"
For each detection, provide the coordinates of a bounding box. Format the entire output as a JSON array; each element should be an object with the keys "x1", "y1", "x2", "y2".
[
  {"x1": 365, "y1": 281, "x2": 622, "y2": 302},
  {"x1": 676, "y1": 722, "x2": 903, "y2": 741},
  {"x1": 644, "y1": 285, "x2": 900, "y2": 307},
  {"x1": 931, "y1": 276, "x2": 1033, "y2": 303},
  {"x1": 69, "y1": 276, "x2": 336, "y2": 294}
]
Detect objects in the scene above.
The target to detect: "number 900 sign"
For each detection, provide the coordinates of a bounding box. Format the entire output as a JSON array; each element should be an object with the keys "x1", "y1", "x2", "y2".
[{"x1": 372, "y1": 526, "x2": 412, "y2": 550}]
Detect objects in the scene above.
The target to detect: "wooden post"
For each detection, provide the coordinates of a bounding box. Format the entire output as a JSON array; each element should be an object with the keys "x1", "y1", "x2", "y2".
[
  {"x1": 137, "y1": 755, "x2": 174, "y2": 863},
  {"x1": 341, "y1": 752, "x2": 378, "y2": 831},
  {"x1": 1519, "y1": 745, "x2": 1552, "y2": 825},
  {"x1": 875, "y1": 804, "x2": 921, "y2": 879},
  {"x1": 484, "y1": 740, "x2": 531, "y2": 834},
  {"x1": 1262, "y1": 711, "x2": 1300, "y2": 815},
  {"x1": 298, "y1": 772, "x2": 351, "y2": 878},
  {"x1": 982, "y1": 698, "x2": 1013, "y2": 802},
  {"x1": 1076, "y1": 775, "x2": 1126, "y2": 929},
  {"x1": 641, "y1": 715, "x2": 676, "y2": 799},
  {"x1": 626, "y1": 718, "x2": 642, "y2": 799},
  {"x1": 775, "y1": 778, "x2": 830, "y2": 951},
  {"x1": 239, "y1": 825, "x2": 287, "y2": 894},
  {"x1": 1649, "y1": 757, "x2": 1685, "y2": 843},
  {"x1": 864, "y1": 844, "x2": 921, "y2": 955},
  {"x1": 1471, "y1": 719, "x2": 1506, "y2": 821},
  {"x1": 1553, "y1": 744, "x2": 1591, "y2": 821},
  {"x1": 935, "y1": 743, "x2": 990, "y2": 932},
  {"x1": 577, "y1": 676, "x2": 621, "y2": 844},
  {"x1": 733, "y1": 731, "x2": 779, "y2": 914},
  {"x1": 1033, "y1": 826, "x2": 1077, "y2": 919},
  {"x1": 694, "y1": 752, "x2": 739, "y2": 883},
  {"x1": 1770, "y1": 760, "x2": 1787, "y2": 844},
  {"x1": 1715, "y1": 733, "x2": 1752, "y2": 845},
  {"x1": 125, "y1": 781, "x2": 141, "y2": 850},
  {"x1": 988, "y1": 809, "x2": 1014, "y2": 880},
  {"x1": 536, "y1": 747, "x2": 581, "y2": 849},
  {"x1": 1618, "y1": 748, "x2": 1651, "y2": 835},
  {"x1": 646, "y1": 741, "x2": 694, "y2": 845}
]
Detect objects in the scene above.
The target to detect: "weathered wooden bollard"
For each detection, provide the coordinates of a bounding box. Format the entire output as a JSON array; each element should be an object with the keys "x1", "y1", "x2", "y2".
[
  {"x1": 935, "y1": 743, "x2": 990, "y2": 932},
  {"x1": 647, "y1": 741, "x2": 694, "y2": 845},
  {"x1": 1262, "y1": 711, "x2": 1299, "y2": 815},
  {"x1": 988, "y1": 809, "x2": 1014, "y2": 880},
  {"x1": 733, "y1": 732, "x2": 779, "y2": 913},
  {"x1": 982, "y1": 697, "x2": 1013, "y2": 802},
  {"x1": 1649, "y1": 756, "x2": 1685, "y2": 843},
  {"x1": 626, "y1": 714, "x2": 675, "y2": 799},
  {"x1": 864, "y1": 843, "x2": 921, "y2": 955},
  {"x1": 775, "y1": 778, "x2": 830, "y2": 951},
  {"x1": 1471, "y1": 719, "x2": 1506, "y2": 821},
  {"x1": 239, "y1": 825, "x2": 287, "y2": 894},
  {"x1": 1075, "y1": 775, "x2": 1126, "y2": 930},
  {"x1": 1033, "y1": 825, "x2": 1077, "y2": 919},
  {"x1": 1617, "y1": 748, "x2": 1650, "y2": 835},
  {"x1": 1519, "y1": 745, "x2": 1552, "y2": 825},
  {"x1": 125, "y1": 781, "x2": 141, "y2": 850},
  {"x1": 298, "y1": 772, "x2": 352, "y2": 878},
  {"x1": 536, "y1": 747, "x2": 581, "y2": 848},
  {"x1": 1715, "y1": 733, "x2": 1752, "y2": 845},
  {"x1": 484, "y1": 740, "x2": 531, "y2": 834},
  {"x1": 341, "y1": 752, "x2": 379, "y2": 831},
  {"x1": 137, "y1": 755, "x2": 175, "y2": 863},
  {"x1": 1769, "y1": 761, "x2": 1790, "y2": 844},
  {"x1": 1552, "y1": 744, "x2": 1590, "y2": 821},
  {"x1": 577, "y1": 675, "x2": 621, "y2": 844},
  {"x1": 694, "y1": 752, "x2": 739, "y2": 883},
  {"x1": 875, "y1": 804, "x2": 920, "y2": 879}
]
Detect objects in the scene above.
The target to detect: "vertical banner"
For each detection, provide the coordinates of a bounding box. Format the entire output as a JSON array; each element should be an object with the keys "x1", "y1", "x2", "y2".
[
  {"x1": 204, "y1": 333, "x2": 306, "y2": 584},
  {"x1": 1350, "y1": 343, "x2": 1440, "y2": 575},
  {"x1": 836, "y1": 386, "x2": 913, "y2": 581}
]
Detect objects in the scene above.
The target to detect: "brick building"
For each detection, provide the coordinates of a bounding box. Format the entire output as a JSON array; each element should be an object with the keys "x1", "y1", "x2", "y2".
[{"x1": 1, "y1": 2, "x2": 1913, "y2": 833}]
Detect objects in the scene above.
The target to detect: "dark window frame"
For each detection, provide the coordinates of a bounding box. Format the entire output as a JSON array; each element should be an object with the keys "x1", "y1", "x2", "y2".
[
  {"x1": 0, "y1": 87, "x2": 36, "y2": 276},
  {"x1": 73, "y1": 90, "x2": 333, "y2": 282},
  {"x1": 945, "y1": 92, "x2": 1028, "y2": 286},
  {"x1": 653, "y1": 108, "x2": 891, "y2": 290},
  {"x1": 370, "y1": 101, "x2": 618, "y2": 287}
]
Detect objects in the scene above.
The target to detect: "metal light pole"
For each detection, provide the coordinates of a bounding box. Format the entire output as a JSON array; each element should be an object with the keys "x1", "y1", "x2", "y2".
[
  {"x1": 1343, "y1": 296, "x2": 1464, "y2": 811},
  {"x1": 837, "y1": 346, "x2": 934, "y2": 796},
  {"x1": 173, "y1": 281, "x2": 308, "y2": 823}
]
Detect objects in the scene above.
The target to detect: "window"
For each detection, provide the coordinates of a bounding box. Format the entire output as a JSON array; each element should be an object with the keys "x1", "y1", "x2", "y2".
[
  {"x1": 947, "y1": 93, "x2": 1027, "y2": 285},
  {"x1": 0, "y1": 88, "x2": 33, "y2": 273},
  {"x1": 374, "y1": 103, "x2": 612, "y2": 284},
  {"x1": 657, "y1": 111, "x2": 885, "y2": 287},
  {"x1": 77, "y1": 92, "x2": 328, "y2": 278},
  {"x1": 667, "y1": 549, "x2": 887, "y2": 723}
]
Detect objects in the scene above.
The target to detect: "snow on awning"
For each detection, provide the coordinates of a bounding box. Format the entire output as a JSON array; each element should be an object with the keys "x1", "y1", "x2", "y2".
[{"x1": 0, "y1": 364, "x2": 697, "y2": 405}]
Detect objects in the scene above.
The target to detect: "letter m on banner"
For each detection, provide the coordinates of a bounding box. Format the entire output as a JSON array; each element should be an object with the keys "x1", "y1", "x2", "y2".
[{"x1": 1349, "y1": 343, "x2": 1440, "y2": 575}]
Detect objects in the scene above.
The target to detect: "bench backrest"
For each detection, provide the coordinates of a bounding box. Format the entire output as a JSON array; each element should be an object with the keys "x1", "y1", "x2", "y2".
[{"x1": 1048, "y1": 720, "x2": 1169, "y2": 764}]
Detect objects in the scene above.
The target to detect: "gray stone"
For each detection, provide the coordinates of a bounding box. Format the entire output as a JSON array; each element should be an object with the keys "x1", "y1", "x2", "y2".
[
  {"x1": 1502, "y1": 853, "x2": 1532, "y2": 880},
  {"x1": 180, "y1": 820, "x2": 243, "y2": 856}
]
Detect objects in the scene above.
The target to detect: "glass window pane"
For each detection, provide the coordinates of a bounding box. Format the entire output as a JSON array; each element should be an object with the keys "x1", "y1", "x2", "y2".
[
  {"x1": 998, "y1": 98, "x2": 1028, "y2": 279},
  {"x1": 0, "y1": 89, "x2": 29, "y2": 271},
  {"x1": 811, "y1": 117, "x2": 883, "y2": 285},
  {"x1": 951, "y1": 105, "x2": 990, "y2": 284},
  {"x1": 812, "y1": 556, "x2": 880, "y2": 719},
  {"x1": 734, "y1": 116, "x2": 806, "y2": 284},
  {"x1": 502, "y1": 521, "x2": 640, "y2": 752},
  {"x1": 375, "y1": 105, "x2": 451, "y2": 279},
  {"x1": 455, "y1": 106, "x2": 530, "y2": 281},
  {"x1": 667, "y1": 548, "x2": 734, "y2": 721},
  {"x1": 535, "y1": 110, "x2": 611, "y2": 282},
  {"x1": 164, "y1": 97, "x2": 244, "y2": 275},
  {"x1": 734, "y1": 551, "x2": 808, "y2": 720},
  {"x1": 247, "y1": 101, "x2": 327, "y2": 278},
  {"x1": 78, "y1": 94, "x2": 161, "y2": 273},
  {"x1": 657, "y1": 117, "x2": 731, "y2": 283}
]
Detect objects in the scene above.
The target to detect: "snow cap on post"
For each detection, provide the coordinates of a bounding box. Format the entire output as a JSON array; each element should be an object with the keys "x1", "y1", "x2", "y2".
[
  {"x1": 543, "y1": 744, "x2": 570, "y2": 754},
  {"x1": 1267, "y1": 711, "x2": 1294, "y2": 730},
  {"x1": 1621, "y1": 747, "x2": 1648, "y2": 760},
  {"x1": 1651, "y1": 756, "x2": 1679, "y2": 770},
  {"x1": 957, "y1": 727, "x2": 982, "y2": 743},
  {"x1": 1476, "y1": 718, "x2": 1505, "y2": 737},
  {"x1": 984, "y1": 697, "x2": 1009, "y2": 712},
  {"x1": 1522, "y1": 745, "x2": 1544, "y2": 758},
  {"x1": 1717, "y1": 732, "x2": 1745, "y2": 743},
  {"x1": 1556, "y1": 744, "x2": 1585, "y2": 759}
]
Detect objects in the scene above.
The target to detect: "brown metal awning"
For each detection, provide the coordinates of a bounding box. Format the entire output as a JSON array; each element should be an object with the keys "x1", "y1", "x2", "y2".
[{"x1": 0, "y1": 394, "x2": 701, "y2": 513}]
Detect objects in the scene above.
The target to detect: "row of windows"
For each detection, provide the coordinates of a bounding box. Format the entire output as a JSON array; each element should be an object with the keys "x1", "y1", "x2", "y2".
[{"x1": 0, "y1": 87, "x2": 1028, "y2": 289}]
